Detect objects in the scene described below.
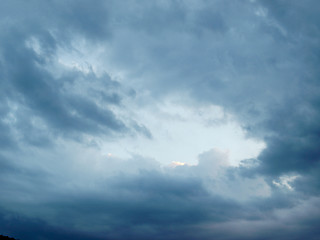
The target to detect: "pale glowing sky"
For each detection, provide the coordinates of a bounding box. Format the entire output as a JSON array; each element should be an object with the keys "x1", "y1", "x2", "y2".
[
  {"x1": 57, "y1": 47, "x2": 266, "y2": 166},
  {"x1": 100, "y1": 98, "x2": 266, "y2": 166}
]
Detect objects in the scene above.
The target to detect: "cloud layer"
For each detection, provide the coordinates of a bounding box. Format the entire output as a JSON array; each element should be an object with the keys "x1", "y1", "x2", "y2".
[{"x1": 0, "y1": 0, "x2": 320, "y2": 239}]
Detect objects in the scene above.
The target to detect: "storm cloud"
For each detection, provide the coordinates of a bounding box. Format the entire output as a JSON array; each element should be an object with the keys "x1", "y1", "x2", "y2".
[{"x1": 0, "y1": 0, "x2": 320, "y2": 239}]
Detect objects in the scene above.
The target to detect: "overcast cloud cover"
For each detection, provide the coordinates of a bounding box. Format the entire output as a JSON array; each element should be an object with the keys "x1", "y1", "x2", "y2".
[{"x1": 0, "y1": 0, "x2": 320, "y2": 239}]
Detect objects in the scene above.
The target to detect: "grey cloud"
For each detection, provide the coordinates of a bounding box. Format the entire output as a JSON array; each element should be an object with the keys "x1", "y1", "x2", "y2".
[
  {"x1": 0, "y1": 162, "x2": 240, "y2": 239},
  {"x1": 98, "y1": 0, "x2": 320, "y2": 189},
  {"x1": 1, "y1": 0, "x2": 320, "y2": 239},
  {"x1": 0, "y1": 162, "x2": 318, "y2": 240},
  {"x1": 0, "y1": 0, "x2": 111, "y2": 42},
  {"x1": 0, "y1": 149, "x2": 314, "y2": 240},
  {"x1": 0, "y1": 8, "x2": 153, "y2": 149},
  {"x1": 0, "y1": 208, "x2": 106, "y2": 240}
]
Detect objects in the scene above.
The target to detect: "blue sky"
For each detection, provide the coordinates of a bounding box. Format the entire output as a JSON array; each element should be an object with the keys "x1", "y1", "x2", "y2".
[{"x1": 0, "y1": 1, "x2": 320, "y2": 239}]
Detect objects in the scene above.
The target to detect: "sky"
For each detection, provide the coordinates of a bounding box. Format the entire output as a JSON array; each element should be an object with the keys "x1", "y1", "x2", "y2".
[{"x1": 0, "y1": 0, "x2": 320, "y2": 239}]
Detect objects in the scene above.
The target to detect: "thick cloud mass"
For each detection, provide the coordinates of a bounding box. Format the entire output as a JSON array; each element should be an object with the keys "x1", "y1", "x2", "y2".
[{"x1": 0, "y1": 1, "x2": 320, "y2": 239}]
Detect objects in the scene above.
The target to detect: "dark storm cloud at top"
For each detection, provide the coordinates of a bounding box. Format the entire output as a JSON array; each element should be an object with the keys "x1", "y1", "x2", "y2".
[{"x1": 0, "y1": 0, "x2": 320, "y2": 240}]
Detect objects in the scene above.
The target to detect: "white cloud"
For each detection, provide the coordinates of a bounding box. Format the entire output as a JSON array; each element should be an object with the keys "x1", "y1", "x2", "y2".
[{"x1": 273, "y1": 175, "x2": 300, "y2": 190}]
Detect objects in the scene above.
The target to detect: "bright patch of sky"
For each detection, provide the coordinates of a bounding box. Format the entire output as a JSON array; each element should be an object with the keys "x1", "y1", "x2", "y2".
[
  {"x1": 102, "y1": 98, "x2": 265, "y2": 166},
  {"x1": 56, "y1": 47, "x2": 265, "y2": 167}
]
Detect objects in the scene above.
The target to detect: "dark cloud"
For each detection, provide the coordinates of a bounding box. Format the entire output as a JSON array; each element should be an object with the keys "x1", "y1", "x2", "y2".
[
  {"x1": 0, "y1": 0, "x2": 320, "y2": 239},
  {"x1": 1, "y1": 31, "x2": 125, "y2": 137},
  {"x1": 99, "y1": 0, "x2": 320, "y2": 191},
  {"x1": 0, "y1": 208, "x2": 106, "y2": 240},
  {"x1": 0, "y1": 2, "x2": 154, "y2": 149},
  {"x1": 0, "y1": 164, "x2": 319, "y2": 240}
]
